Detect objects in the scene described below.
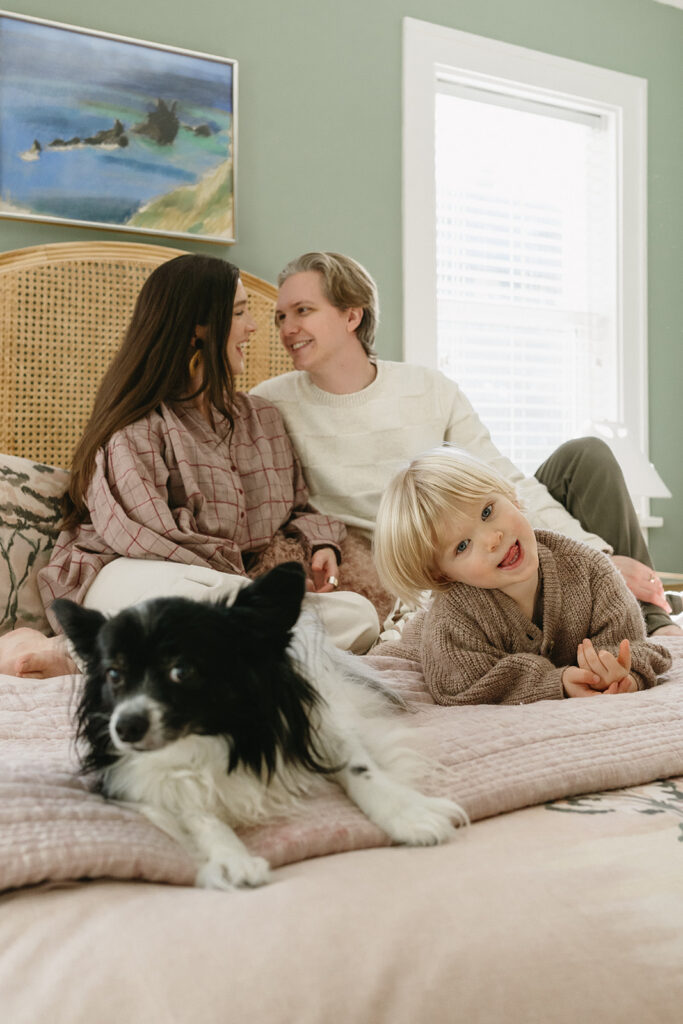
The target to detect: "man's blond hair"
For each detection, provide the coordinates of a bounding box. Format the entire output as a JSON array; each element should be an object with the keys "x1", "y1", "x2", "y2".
[
  {"x1": 278, "y1": 251, "x2": 379, "y2": 355},
  {"x1": 373, "y1": 446, "x2": 518, "y2": 606}
]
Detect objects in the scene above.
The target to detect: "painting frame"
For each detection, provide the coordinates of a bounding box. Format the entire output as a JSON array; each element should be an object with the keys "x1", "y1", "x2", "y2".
[{"x1": 0, "y1": 10, "x2": 238, "y2": 244}]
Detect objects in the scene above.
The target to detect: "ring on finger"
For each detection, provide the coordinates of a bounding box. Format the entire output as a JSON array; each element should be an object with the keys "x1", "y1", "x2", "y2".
[{"x1": 326, "y1": 575, "x2": 339, "y2": 588}]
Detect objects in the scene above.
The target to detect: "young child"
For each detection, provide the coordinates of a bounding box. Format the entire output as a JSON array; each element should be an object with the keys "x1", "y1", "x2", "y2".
[{"x1": 373, "y1": 446, "x2": 672, "y2": 705}]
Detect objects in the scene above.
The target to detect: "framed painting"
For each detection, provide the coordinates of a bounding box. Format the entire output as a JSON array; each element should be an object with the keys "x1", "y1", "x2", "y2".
[{"x1": 0, "y1": 11, "x2": 237, "y2": 243}]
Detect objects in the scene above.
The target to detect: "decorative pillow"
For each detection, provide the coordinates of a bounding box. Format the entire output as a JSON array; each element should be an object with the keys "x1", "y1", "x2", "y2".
[{"x1": 0, "y1": 453, "x2": 69, "y2": 636}]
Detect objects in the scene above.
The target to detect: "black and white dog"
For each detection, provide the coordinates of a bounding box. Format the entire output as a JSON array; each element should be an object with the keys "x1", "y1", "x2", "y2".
[{"x1": 53, "y1": 562, "x2": 466, "y2": 890}]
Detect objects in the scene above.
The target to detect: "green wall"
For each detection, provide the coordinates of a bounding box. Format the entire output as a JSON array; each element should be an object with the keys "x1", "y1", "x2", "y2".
[{"x1": 2, "y1": 0, "x2": 682, "y2": 568}]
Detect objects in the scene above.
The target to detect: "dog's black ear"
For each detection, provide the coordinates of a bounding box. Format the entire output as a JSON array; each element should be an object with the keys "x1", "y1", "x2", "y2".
[
  {"x1": 51, "y1": 599, "x2": 107, "y2": 662},
  {"x1": 232, "y1": 561, "x2": 306, "y2": 634}
]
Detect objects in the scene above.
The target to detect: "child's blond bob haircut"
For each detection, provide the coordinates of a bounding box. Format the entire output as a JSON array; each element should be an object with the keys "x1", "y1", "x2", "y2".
[{"x1": 373, "y1": 446, "x2": 518, "y2": 607}]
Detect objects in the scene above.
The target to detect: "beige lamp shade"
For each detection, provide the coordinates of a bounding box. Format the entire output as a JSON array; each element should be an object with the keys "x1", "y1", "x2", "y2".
[{"x1": 592, "y1": 421, "x2": 671, "y2": 500}]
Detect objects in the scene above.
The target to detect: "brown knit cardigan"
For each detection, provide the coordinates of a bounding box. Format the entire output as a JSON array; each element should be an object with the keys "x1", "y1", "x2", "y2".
[{"x1": 376, "y1": 530, "x2": 672, "y2": 705}]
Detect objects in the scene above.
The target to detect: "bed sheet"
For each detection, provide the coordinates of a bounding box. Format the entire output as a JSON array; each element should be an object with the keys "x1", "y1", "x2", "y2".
[{"x1": 1, "y1": 774, "x2": 683, "y2": 1024}]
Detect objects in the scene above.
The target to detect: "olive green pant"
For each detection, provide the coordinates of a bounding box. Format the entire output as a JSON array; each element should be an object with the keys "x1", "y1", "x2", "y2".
[{"x1": 535, "y1": 437, "x2": 673, "y2": 635}]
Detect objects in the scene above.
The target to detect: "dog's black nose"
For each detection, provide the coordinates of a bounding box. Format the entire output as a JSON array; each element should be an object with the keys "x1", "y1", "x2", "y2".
[{"x1": 115, "y1": 711, "x2": 150, "y2": 744}]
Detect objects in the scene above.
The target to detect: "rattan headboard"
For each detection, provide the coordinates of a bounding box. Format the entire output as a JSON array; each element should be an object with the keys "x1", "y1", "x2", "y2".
[{"x1": 0, "y1": 241, "x2": 290, "y2": 468}]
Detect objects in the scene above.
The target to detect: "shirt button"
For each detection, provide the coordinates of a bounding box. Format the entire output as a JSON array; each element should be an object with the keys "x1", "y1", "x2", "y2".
[{"x1": 231, "y1": 464, "x2": 237, "y2": 471}]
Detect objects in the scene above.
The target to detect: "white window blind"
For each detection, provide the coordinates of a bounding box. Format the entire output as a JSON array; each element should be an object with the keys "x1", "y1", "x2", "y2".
[{"x1": 435, "y1": 80, "x2": 619, "y2": 476}]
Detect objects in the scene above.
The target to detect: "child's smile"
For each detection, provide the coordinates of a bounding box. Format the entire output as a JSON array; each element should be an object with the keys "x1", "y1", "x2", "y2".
[
  {"x1": 434, "y1": 494, "x2": 540, "y2": 612},
  {"x1": 498, "y1": 541, "x2": 522, "y2": 569}
]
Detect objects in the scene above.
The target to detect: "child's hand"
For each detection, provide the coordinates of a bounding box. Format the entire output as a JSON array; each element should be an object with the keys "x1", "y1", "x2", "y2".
[
  {"x1": 562, "y1": 665, "x2": 605, "y2": 698},
  {"x1": 577, "y1": 638, "x2": 638, "y2": 694}
]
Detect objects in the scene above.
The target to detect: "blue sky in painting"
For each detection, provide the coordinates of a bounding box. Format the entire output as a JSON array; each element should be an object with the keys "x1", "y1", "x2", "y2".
[{"x1": 1, "y1": 17, "x2": 233, "y2": 112}]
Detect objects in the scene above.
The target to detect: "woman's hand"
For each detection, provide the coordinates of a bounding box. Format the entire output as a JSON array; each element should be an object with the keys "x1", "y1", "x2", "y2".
[
  {"x1": 307, "y1": 547, "x2": 340, "y2": 593},
  {"x1": 610, "y1": 556, "x2": 670, "y2": 612},
  {"x1": 577, "y1": 637, "x2": 638, "y2": 694}
]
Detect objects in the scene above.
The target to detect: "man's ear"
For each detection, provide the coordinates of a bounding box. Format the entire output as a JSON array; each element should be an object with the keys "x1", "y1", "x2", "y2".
[
  {"x1": 231, "y1": 562, "x2": 306, "y2": 635},
  {"x1": 345, "y1": 307, "x2": 364, "y2": 335},
  {"x1": 51, "y1": 600, "x2": 106, "y2": 662}
]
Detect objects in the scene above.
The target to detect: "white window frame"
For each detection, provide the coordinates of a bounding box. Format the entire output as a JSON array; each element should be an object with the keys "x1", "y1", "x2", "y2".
[{"x1": 402, "y1": 18, "x2": 654, "y2": 521}]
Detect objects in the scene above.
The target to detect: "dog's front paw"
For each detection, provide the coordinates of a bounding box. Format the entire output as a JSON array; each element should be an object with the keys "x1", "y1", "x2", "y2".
[
  {"x1": 384, "y1": 794, "x2": 468, "y2": 846},
  {"x1": 195, "y1": 852, "x2": 271, "y2": 891}
]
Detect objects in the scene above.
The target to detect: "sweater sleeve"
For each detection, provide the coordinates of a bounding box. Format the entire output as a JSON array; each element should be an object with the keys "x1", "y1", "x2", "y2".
[
  {"x1": 420, "y1": 603, "x2": 565, "y2": 705},
  {"x1": 582, "y1": 551, "x2": 672, "y2": 689},
  {"x1": 438, "y1": 373, "x2": 611, "y2": 552},
  {"x1": 89, "y1": 422, "x2": 246, "y2": 575}
]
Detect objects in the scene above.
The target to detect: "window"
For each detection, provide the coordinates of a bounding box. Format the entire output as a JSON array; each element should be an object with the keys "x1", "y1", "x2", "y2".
[
  {"x1": 403, "y1": 19, "x2": 653, "y2": 517},
  {"x1": 436, "y1": 84, "x2": 618, "y2": 474}
]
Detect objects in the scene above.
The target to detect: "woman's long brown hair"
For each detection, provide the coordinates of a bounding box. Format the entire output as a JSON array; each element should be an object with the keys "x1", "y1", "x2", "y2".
[{"x1": 62, "y1": 253, "x2": 241, "y2": 531}]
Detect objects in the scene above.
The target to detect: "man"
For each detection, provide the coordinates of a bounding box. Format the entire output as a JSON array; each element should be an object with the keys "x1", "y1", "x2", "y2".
[{"x1": 252, "y1": 251, "x2": 679, "y2": 635}]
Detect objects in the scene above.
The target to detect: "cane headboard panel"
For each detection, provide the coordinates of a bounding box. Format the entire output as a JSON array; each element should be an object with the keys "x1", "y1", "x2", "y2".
[{"x1": 0, "y1": 241, "x2": 285, "y2": 468}]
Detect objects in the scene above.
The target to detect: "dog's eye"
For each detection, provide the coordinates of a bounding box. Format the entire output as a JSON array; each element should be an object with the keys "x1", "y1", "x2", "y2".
[
  {"x1": 169, "y1": 665, "x2": 189, "y2": 684},
  {"x1": 105, "y1": 667, "x2": 123, "y2": 690}
]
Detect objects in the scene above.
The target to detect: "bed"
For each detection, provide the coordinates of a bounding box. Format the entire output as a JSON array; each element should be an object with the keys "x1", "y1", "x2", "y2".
[{"x1": 2, "y1": 241, "x2": 683, "y2": 1023}]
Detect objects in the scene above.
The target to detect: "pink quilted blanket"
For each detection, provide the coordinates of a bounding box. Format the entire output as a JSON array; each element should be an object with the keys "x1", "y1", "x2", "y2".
[{"x1": 2, "y1": 637, "x2": 683, "y2": 892}]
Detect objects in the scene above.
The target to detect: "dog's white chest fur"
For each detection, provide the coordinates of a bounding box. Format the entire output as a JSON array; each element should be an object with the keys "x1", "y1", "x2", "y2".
[{"x1": 106, "y1": 733, "x2": 315, "y2": 831}]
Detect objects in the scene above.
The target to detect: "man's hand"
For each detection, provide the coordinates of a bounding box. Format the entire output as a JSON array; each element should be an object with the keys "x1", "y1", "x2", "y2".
[{"x1": 611, "y1": 556, "x2": 670, "y2": 612}]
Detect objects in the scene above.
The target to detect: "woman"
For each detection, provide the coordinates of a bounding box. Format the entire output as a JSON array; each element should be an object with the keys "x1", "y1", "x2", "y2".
[{"x1": 3, "y1": 254, "x2": 379, "y2": 677}]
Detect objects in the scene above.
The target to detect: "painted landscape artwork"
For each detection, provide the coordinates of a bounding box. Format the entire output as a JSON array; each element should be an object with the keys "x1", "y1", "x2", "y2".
[{"x1": 0, "y1": 13, "x2": 236, "y2": 242}]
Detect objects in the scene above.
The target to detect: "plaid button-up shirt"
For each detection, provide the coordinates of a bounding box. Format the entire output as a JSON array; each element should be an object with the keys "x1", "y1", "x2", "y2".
[{"x1": 39, "y1": 394, "x2": 345, "y2": 615}]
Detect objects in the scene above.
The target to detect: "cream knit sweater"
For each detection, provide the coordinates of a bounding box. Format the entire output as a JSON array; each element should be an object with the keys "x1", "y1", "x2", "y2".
[
  {"x1": 252, "y1": 362, "x2": 609, "y2": 550},
  {"x1": 376, "y1": 531, "x2": 671, "y2": 706}
]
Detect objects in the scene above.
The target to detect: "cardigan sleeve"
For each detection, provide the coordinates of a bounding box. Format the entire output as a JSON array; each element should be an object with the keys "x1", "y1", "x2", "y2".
[
  {"x1": 422, "y1": 638, "x2": 566, "y2": 705},
  {"x1": 582, "y1": 551, "x2": 672, "y2": 688},
  {"x1": 419, "y1": 602, "x2": 565, "y2": 705}
]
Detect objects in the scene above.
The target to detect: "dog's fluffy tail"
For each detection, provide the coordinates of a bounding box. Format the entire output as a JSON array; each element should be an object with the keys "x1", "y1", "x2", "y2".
[
  {"x1": 289, "y1": 609, "x2": 407, "y2": 709},
  {"x1": 288, "y1": 610, "x2": 468, "y2": 828}
]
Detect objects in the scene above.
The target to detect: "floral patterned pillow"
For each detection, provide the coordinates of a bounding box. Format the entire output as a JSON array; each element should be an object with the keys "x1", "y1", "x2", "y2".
[{"x1": 0, "y1": 453, "x2": 69, "y2": 636}]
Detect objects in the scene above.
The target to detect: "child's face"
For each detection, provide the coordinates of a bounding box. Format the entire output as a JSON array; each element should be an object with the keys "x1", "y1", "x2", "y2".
[{"x1": 433, "y1": 494, "x2": 539, "y2": 595}]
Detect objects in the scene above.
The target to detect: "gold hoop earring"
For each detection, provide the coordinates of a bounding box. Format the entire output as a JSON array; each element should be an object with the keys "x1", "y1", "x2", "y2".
[{"x1": 189, "y1": 350, "x2": 203, "y2": 376}]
